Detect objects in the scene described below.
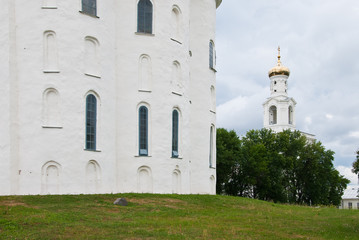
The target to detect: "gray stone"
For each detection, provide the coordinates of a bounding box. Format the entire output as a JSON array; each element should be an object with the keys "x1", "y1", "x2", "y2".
[{"x1": 113, "y1": 198, "x2": 128, "y2": 206}]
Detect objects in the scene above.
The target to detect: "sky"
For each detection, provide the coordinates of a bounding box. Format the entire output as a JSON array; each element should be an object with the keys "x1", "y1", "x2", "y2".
[{"x1": 215, "y1": 0, "x2": 359, "y2": 184}]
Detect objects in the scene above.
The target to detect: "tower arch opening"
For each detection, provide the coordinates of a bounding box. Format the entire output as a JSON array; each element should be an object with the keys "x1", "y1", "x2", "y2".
[{"x1": 269, "y1": 106, "x2": 277, "y2": 125}]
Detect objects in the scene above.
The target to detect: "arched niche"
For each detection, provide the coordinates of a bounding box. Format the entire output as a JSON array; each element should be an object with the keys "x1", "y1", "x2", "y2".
[
  {"x1": 137, "y1": 166, "x2": 153, "y2": 193},
  {"x1": 41, "y1": 161, "x2": 61, "y2": 194}
]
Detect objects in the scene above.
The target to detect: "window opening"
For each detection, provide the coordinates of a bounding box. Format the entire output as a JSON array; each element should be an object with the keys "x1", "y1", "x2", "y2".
[
  {"x1": 86, "y1": 94, "x2": 97, "y2": 150},
  {"x1": 82, "y1": 0, "x2": 96, "y2": 16},
  {"x1": 209, "y1": 41, "x2": 214, "y2": 69},
  {"x1": 137, "y1": 0, "x2": 153, "y2": 34},
  {"x1": 269, "y1": 106, "x2": 277, "y2": 125},
  {"x1": 139, "y1": 106, "x2": 148, "y2": 155},
  {"x1": 172, "y1": 110, "x2": 179, "y2": 157},
  {"x1": 209, "y1": 126, "x2": 214, "y2": 167}
]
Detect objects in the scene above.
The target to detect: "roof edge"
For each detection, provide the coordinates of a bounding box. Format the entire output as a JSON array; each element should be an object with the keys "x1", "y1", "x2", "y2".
[{"x1": 216, "y1": 0, "x2": 222, "y2": 8}]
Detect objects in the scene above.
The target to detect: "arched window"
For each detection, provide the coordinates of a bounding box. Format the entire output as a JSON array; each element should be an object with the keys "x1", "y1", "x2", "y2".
[
  {"x1": 288, "y1": 106, "x2": 293, "y2": 124},
  {"x1": 209, "y1": 125, "x2": 215, "y2": 168},
  {"x1": 269, "y1": 106, "x2": 277, "y2": 125},
  {"x1": 82, "y1": 0, "x2": 97, "y2": 16},
  {"x1": 86, "y1": 94, "x2": 97, "y2": 150},
  {"x1": 137, "y1": 0, "x2": 153, "y2": 34},
  {"x1": 172, "y1": 110, "x2": 179, "y2": 158},
  {"x1": 209, "y1": 41, "x2": 215, "y2": 69},
  {"x1": 139, "y1": 106, "x2": 148, "y2": 156}
]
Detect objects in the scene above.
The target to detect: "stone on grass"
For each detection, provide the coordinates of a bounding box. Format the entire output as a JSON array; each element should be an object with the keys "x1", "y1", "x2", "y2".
[{"x1": 114, "y1": 198, "x2": 128, "y2": 206}]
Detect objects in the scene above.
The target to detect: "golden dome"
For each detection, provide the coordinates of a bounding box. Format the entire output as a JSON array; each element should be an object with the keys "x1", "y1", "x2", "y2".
[{"x1": 268, "y1": 47, "x2": 290, "y2": 77}]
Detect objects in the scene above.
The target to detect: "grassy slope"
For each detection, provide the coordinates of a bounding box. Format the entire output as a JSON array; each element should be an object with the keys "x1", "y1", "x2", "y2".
[{"x1": 0, "y1": 194, "x2": 358, "y2": 239}]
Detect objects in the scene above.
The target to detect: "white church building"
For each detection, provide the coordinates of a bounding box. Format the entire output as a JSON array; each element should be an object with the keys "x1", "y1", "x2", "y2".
[
  {"x1": 0, "y1": 0, "x2": 222, "y2": 195},
  {"x1": 263, "y1": 48, "x2": 315, "y2": 140}
]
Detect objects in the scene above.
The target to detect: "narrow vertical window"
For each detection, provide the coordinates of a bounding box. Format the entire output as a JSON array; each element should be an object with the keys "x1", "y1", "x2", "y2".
[
  {"x1": 137, "y1": 0, "x2": 153, "y2": 34},
  {"x1": 86, "y1": 94, "x2": 97, "y2": 150},
  {"x1": 209, "y1": 41, "x2": 214, "y2": 69},
  {"x1": 82, "y1": 0, "x2": 97, "y2": 16},
  {"x1": 209, "y1": 126, "x2": 214, "y2": 168},
  {"x1": 139, "y1": 106, "x2": 148, "y2": 156},
  {"x1": 172, "y1": 110, "x2": 179, "y2": 158}
]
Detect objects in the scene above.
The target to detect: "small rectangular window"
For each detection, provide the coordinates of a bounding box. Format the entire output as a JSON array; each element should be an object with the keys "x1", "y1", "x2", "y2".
[
  {"x1": 348, "y1": 202, "x2": 352, "y2": 209},
  {"x1": 82, "y1": 0, "x2": 96, "y2": 16}
]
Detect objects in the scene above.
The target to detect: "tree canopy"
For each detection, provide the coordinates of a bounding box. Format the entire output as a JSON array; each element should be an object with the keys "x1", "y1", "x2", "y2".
[
  {"x1": 216, "y1": 128, "x2": 349, "y2": 206},
  {"x1": 352, "y1": 149, "x2": 359, "y2": 176}
]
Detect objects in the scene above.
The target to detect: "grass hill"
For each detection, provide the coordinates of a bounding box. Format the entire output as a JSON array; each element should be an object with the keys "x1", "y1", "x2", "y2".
[{"x1": 0, "y1": 193, "x2": 358, "y2": 239}]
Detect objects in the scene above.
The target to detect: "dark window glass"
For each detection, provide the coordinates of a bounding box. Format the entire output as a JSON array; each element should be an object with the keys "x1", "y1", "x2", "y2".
[
  {"x1": 137, "y1": 0, "x2": 153, "y2": 33},
  {"x1": 139, "y1": 106, "x2": 148, "y2": 156},
  {"x1": 86, "y1": 94, "x2": 97, "y2": 150},
  {"x1": 82, "y1": 0, "x2": 97, "y2": 16},
  {"x1": 209, "y1": 41, "x2": 214, "y2": 69},
  {"x1": 209, "y1": 126, "x2": 214, "y2": 167},
  {"x1": 172, "y1": 110, "x2": 179, "y2": 158}
]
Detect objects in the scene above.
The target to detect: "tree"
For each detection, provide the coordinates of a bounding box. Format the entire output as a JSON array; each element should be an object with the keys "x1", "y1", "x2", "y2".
[
  {"x1": 216, "y1": 128, "x2": 241, "y2": 194},
  {"x1": 216, "y1": 128, "x2": 350, "y2": 206},
  {"x1": 353, "y1": 149, "x2": 359, "y2": 197},
  {"x1": 352, "y1": 149, "x2": 359, "y2": 175}
]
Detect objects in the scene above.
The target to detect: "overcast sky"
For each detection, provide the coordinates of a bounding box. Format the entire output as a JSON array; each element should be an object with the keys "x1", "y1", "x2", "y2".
[{"x1": 215, "y1": 0, "x2": 359, "y2": 184}]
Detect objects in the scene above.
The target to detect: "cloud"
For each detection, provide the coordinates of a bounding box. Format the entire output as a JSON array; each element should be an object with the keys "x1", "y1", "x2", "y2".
[
  {"x1": 336, "y1": 166, "x2": 358, "y2": 185},
  {"x1": 216, "y1": 0, "x2": 359, "y2": 168}
]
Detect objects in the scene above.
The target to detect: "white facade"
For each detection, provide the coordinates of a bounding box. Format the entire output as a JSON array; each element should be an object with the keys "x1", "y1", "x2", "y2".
[
  {"x1": 340, "y1": 186, "x2": 359, "y2": 209},
  {"x1": 0, "y1": 0, "x2": 222, "y2": 195},
  {"x1": 263, "y1": 49, "x2": 296, "y2": 132}
]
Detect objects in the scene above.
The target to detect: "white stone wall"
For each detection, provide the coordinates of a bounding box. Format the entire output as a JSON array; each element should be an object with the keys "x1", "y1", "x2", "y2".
[{"x1": 0, "y1": 0, "x2": 220, "y2": 195}]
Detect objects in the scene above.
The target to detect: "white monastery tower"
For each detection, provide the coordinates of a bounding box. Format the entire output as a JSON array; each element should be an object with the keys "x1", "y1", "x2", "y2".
[
  {"x1": 263, "y1": 47, "x2": 296, "y2": 132},
  {"x1": 0, "y1": 0, "x2": 222, "y2": 195}
]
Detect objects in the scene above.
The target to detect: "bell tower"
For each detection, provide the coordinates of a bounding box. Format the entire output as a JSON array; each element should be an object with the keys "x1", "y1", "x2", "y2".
[{"x1": 263, "y1": 47, "x2": 296, "y2": 132}]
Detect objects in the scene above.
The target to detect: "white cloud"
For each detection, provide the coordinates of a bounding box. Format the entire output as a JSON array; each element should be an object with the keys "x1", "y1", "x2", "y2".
[
  {"x1": 336, "y1": 166, "x2": 358, "y2": 185},
  {"x1": 216, "y1": 0, "x2": 359, "y2": 169}
]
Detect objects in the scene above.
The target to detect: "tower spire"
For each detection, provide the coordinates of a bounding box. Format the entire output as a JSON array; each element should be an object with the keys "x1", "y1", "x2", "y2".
[{"x1": 277, "y1": 46, "x2": 281, "y2": 65}]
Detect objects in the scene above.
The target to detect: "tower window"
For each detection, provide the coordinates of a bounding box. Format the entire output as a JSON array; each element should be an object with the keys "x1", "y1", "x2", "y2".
[
  {"x1": 86, "y1": 94, "x2": 97, "y2": 150},
  {"x1": 172, "y1": 110, "x2": 179, "y2": 158},
  {"x1": 82, "y1": 0, "x2": 97, "y2": 16},
  {"x1": 269, "y1": 106, "x2": 277, "y2": 125},
  {"x1": 137, "y1": 0, "x2": 153, "y2": 34},
  {"x1": 139, "y1": 106, "x2": 148, "y2": 156}
]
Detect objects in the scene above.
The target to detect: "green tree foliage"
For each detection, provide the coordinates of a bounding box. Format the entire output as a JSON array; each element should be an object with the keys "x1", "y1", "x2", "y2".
[
  {"x1": 352, "y1": 149, "x2": 359, "y2": 175},
  {"x1": 216, "y1": 128, "x2": 349, "y2": 206}
]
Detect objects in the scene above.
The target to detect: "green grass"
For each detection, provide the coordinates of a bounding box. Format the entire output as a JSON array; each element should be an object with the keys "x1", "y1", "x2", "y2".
[{"x1": 0, "y1": 194, "x2": 358, "y2": 239}]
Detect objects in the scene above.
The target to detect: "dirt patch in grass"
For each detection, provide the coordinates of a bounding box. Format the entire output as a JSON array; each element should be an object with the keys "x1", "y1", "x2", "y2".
[
  {"x1": 127, "y1": 197, "x2": 187, "y2": 209},
  {"x1": 0, "y1": 200, "x2": 31, "y2": 208}
]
